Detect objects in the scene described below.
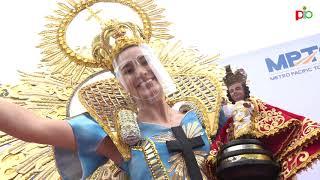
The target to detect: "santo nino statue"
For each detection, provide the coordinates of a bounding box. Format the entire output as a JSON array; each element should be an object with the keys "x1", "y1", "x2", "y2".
[{"x1": 210, "y1": 65, "x2": 320, "y2": 180}]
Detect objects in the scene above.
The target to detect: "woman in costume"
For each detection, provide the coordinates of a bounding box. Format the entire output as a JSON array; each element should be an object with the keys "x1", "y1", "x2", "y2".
[
  {"x1": 210, "y1": 66, "x2": 320, "y2": 179},
  {"x1": 0, "y1": 0, "x2": 225, "y2": 179},
  {"x1": 54, "y1": 31, "x2": 212, "y2": 179}
]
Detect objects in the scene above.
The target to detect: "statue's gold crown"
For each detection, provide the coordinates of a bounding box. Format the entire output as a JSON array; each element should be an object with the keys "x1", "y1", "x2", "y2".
[
  {"x1": 223, "y1": 65, "x2": 247, "y2": 87},
  {"x1": 92, "y1": 20, "x2": 147, "y2": 72}
]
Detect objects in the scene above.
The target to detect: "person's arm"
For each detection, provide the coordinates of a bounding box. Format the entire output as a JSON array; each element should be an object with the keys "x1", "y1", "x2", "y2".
[
  {"x1": 0, "y1": 98, "x2": 76, "y2": 150},
  {"x1": 0, "y1": 98, "x2": 125, "y2": 166}
]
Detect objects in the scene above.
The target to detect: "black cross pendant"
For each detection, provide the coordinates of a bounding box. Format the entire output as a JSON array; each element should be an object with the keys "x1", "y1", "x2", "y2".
[{"x1": 166, "y1": 126, "x2": 205, "y2": 180}]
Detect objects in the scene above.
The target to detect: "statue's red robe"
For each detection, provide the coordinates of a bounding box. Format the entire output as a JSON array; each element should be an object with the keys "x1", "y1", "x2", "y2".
[{"x1": 210, "y1": 98, "x2": 320, "y2": 179}]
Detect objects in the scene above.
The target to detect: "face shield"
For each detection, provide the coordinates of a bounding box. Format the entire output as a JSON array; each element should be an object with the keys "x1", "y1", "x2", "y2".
[{"x1": 113, "y1": 44, "x2": 176, "y2": 103}]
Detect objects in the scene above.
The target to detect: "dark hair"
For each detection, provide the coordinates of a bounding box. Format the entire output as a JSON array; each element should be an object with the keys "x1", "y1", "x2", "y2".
[{"x1": 226, "y1": 82, "x2": 250, "y2": 104}]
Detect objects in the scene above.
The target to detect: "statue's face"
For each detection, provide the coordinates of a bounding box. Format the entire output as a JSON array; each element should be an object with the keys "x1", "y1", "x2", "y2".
[
  {"x1": 115, "y1": 46, "x2": 163, "y2": 102},
  {"x1": 228, "y1": 82, "x2": 245, "y2": 102}
]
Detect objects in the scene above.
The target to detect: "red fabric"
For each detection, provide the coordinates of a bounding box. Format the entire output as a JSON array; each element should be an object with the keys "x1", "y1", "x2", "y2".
[{"x1": 210, "y1": 99, "x2": 320, "y2": 179}]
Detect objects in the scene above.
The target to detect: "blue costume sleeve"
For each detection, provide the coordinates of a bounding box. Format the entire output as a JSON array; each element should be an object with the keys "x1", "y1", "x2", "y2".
[
  {"x1": 54, "y1": 112, "x2": 108, "y2": 180},
  {"x1": 217, "y1": 109, "x2": 228, "y2": 133}
]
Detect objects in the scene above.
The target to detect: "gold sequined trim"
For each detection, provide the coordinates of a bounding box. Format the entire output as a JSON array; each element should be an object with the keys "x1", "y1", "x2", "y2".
[
  {"x1": 280, "y1": 149, "x2": 320, "y2": 179},
  {"x1": 251, "y1": 98, "x2": 298, "y2": 138},
  {"x1": 142, "y1": 139, "x2": 169, "y2": 180},
  {"x1": 250, "y1": 98, "x2": 303, "y2": 158},
  {"x1": 282, "y1": 118, "x2": 320, "y2": 160},
  {"x1": 169, "y1": 150, "x2": 208, "y2": 180},
  {"x1": 152, "y1": 114, "x2": 206, "y2": 143},
  {"x1": 152, "y1": 132, "x2": 175, "y2": 143}
]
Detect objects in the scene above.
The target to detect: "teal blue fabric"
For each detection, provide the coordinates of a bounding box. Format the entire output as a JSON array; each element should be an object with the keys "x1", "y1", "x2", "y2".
[
  {"x1": 54, "y1": 111, "x2": 219, "y2": 179},
  {"x1": 54, "y1": 112, "x2": 108, "y2": 180}
]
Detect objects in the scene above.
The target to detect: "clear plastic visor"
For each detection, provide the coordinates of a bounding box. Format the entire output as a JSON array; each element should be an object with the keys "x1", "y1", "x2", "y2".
[{"x1": 113, "y1": 44, "x2": 176, "y2": 102}]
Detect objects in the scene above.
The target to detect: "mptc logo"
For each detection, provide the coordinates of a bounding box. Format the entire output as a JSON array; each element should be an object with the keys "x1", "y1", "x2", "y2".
[
  {"x1": 296, "y1": 6, "x2": 313, "y2": 21},
  {"x1": 265, "y1": 45, "x2": 319, "y2": 72}
]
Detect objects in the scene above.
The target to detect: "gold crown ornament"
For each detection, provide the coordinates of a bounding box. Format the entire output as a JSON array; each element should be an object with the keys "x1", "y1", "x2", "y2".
[
  {"x1": 223, "y1": 65, "x2": 247, "y2": 87},
  {"x1": 91, "y1": 20, "x2": 147, "y2": 72}
]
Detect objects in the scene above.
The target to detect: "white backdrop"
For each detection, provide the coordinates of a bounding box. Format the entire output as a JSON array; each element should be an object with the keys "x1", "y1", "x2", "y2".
[{"x1": 0, "y1": 0, "x2": 319, "y2": 179}]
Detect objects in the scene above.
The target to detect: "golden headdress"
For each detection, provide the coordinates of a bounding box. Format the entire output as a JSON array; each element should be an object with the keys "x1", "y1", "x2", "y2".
[
  {"x1": 37, "y1": 0, "x2": 173, "y2": 83},
  {"x1": 223, "y1": 65, "x2": 247, "y2": 87}
]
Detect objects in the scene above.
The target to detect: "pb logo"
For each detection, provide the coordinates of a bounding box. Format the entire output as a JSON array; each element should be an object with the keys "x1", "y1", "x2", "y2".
[{"x1": 296, "y1": 6, "x2": 313, "y2": 21}]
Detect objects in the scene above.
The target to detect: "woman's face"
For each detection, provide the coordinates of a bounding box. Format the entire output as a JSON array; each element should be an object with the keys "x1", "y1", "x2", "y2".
[
  {"x1": 115, "y1": 46, "x2": 163, "y2": 101},
  {"x1": 228, "y1": 82, "x2": 245, "y2": 102}
]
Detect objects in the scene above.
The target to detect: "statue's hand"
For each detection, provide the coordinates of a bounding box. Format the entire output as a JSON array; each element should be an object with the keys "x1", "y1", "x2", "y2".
[
  {"x1": 221, "y1": 97, "x2": 228, "y2": 106},
  {"x1": 243, "y1": 102, "x2": 251, "y2": 108}
]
